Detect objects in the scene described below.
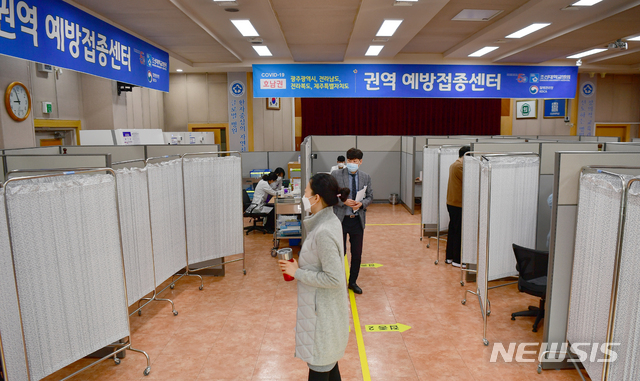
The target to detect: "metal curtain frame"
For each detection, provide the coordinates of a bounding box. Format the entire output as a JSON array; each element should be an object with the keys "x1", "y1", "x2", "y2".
[
  {"x1": 111, "y1": 159, "x2": 179, "y2": 318},
  {"x1": 538, "y1": 166, "x2": 640, "y2": 379},
  {"x1": 2, "y1": 168, "x2": 151, "y2": 380},
  {"x1": 144, "y1": 154, "x2": 205, "y2": 293},
  {"x1": 458, "y1": 151, "x2": 540, "y2": 287},
  {"x1": 180, "y1": 151, "x2": 246, "y2": 276},
  {"x1": 422, "y1": 144, "x2": 463, "y2": 265},
  {"x1": 460, "y1": 152, "x2": 540, "y2": 346}
]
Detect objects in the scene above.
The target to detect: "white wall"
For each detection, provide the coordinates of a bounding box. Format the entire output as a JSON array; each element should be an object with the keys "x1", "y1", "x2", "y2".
[
  {"x1": 511, "y1": 99, "x2": 573, "y2": 136},
  {"x1": 253, "y1": 97, "x2": 294, "y2": 151}
]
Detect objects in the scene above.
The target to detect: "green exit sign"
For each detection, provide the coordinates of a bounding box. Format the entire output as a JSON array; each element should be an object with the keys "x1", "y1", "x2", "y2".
[{"x1": 42, "y1": 102, "x2": 52, "y2": 114}]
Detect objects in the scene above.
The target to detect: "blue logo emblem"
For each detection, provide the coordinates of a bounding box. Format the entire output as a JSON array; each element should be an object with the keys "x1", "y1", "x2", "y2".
[
  {"x1": 530, "y1": 73, "x2": 540, "y2": 83},
  {"x1": 147, "y1": 53, "x2": 153, "y2": 67},
  {"x1": 147, "y1": 71, "x2": 153, "y2": 83},
  {"x1": 529, "y1": 85, "x2": 539, "y2": 95},
  {"x1": 230, "y1": 80, "x2": 245, "y2": 97},
  {"x1": 582, "y1": 82, "x2": 594, "y2": 97}
]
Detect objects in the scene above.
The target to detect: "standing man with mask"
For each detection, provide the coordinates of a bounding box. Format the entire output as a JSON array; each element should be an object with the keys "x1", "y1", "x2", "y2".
[
  {"x1": 330, "y1": 155, "x2": 346, "y2": 173},
  {"x1": 331, "y1": 148, "x2": 373, "y2": 294}
]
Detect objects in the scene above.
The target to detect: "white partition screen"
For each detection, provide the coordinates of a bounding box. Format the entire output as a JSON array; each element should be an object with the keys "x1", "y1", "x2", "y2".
[
  {"x1": 438, "y1": 148, "x2": 459, "y2": 228},
  {"x1": 5, "y1": 174, "x2": 130, "y2": 381},
  {"x1": 183, "y1": 156, "x2": 243, "y2": 264},
  {"x1": 147, "y1": 159, "x2": 187, "y2": 284},
  {"x1": 567, "y1": 172, "x2": 625, "y2": 380},
  {"x1": 421, "y1": 147, "x2": 438, "y2": 228},
  {"x1": 610, "y1": 179, "x2": 640, "y2": 380},
  {"x1": 115, "y1": 168, "x2": 155, "y2": 306},
  {"x1": 0, "y1": 195, "x2": 28, "y2": 380},
  {"x1": 461, "y1": 155, "x2": 481, "y2": 265}
]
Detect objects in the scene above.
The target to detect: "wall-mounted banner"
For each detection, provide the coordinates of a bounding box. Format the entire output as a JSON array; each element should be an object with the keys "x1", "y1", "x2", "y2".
[
  {"x1": 253, "y1": 64, "x2": 578, "y2": 99},
  {"x1": 0, "y1": 0, "x2": 169, "y2": 92},
  {"x1": 577, "y1": 74, "x2": 597, "y2": 136},
  {"x1": 227, "y1": 72, "x2": 248, "y2": 152}
]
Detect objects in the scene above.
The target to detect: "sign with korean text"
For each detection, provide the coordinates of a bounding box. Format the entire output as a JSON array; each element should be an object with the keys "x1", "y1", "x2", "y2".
[
  {"x1": 253, "y1": 64, "x2": 578, "y2": 99},
  {"x1": 0, "y1": 0, "x2": 169, "y2": 92},
  {"x1": 227, "y1": 72, "x2": 248, "y2": 152},
  {"x1": 544, "y1": 99, "x2": 566, "y2": 118},
  {"x1": 577, "y1": 74, "x2": 597, "y2": 136}
]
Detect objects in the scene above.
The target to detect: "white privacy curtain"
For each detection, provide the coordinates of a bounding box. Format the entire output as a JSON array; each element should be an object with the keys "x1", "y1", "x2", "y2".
[
  {"x1": 0, "y1": 195, "x2": 29, "y2": 381},
  {"x1": 5, "y1": 174, "x2": 130, "y2": 381},
  {"x1": 610, "y1": 179, "x2": 640, "y2": 381},
  {"x1": 147, "y1": 159, "x2": 187, "y2": 285},
  {"x1": 421, "y1": 147, "x2": 438, "y2": 226},
  {"x1": 461, "y1": 155, "x2": 480, "y2": 265},
  {"x1": 567, "y1": 173, "x2": 625, "y2": 381},
  {"x1": 477, "y1": 156, "x2": 539, "y2": 282},
  {"x1": 476, "y1": 164, "x2": 489, "y2": 310},
  {"x1": 183, "y1": 156, "x2": 244, "y2": 264},
  {"x1": 116, "y1": 168, "x2": 156, "y2": 306}
]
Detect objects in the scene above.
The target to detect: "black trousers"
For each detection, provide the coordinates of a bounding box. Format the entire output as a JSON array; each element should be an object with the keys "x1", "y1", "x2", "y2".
[
  {"x1": 266, "y1": 209, "x2": 275, "y2": 231},
  {"x1": 445, "y1": 204, "x2": 462, "y2": 263},
  {"x1": 342, "y1": 216, "x2": 364, "y2": 284},
  {"x1": 308, "y1": 363, "x2": 341, "y2": 381}
]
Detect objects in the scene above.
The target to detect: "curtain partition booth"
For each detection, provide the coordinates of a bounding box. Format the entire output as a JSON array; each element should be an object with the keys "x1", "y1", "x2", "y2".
[
  {"x1": 542, "y1": 151, "x2": 640, "y2": 374},
  {"x1": 459, "y1": 153, "x2": 540, "y2": 346},
  {"x1": 550, "y1": 167, "x2": 640, "y2": 380},
  {"x1": 0, "y1": 169, "x2": 151, "y2": 381},
  {"x1": 400, "y1": 137, "x2": 416, "y2": 214}
]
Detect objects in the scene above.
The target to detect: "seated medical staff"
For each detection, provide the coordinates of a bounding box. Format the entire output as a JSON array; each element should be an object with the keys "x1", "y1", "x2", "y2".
[
  {"x1": 330, "y1": 156, "x2": 346, "y2": 173},
  {"x1": 271, "y1": 167, "x2": 286, "y2": 191},
  {"x1": 247, "y1": 172, "x2": 278, "y2": 232}
]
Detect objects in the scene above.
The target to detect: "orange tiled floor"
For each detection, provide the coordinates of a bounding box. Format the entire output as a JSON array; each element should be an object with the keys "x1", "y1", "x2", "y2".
[{"x1": 44, "y1": 204, "x2": 589, "y2": 381}]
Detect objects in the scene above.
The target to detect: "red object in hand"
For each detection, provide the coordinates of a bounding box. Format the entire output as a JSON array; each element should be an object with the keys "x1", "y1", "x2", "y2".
[{"x1": 283, "y1": 259, "x2": 295, "y2": 282}]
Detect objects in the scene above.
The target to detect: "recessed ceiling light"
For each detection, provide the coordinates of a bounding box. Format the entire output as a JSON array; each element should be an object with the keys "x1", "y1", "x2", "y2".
[
  {"x1": 253, "y1": 45, "x2": 272, "y2": 56},
  {"x1": 567, "y1": 48, "x2": 607, "y2": 58},
  {"x1": 572, "y1": 0, "x2": 603, "y2": 6},
  {"x1": 365, "y1": 45, "x2": 384, "y2": 56},
  {"x1": 506, "y1": 23, "x2": 551, "y2": 38},
  {"x1": 176, "y1": 69, "x2": 183, "y2": 72},
  {"x1": 376, "y1": 20, "x2": 403, "y2": 37},
  {"x1": 628, "y1": 36, "x2": 640, "y2": 41},
  {"x1": 452, "y1": 9, "x2": 503, "y2": 21},
  {"x1": 231, "y1": 20, "x2": 259, "y2": 37},
  {"x1": 468, "y1": 46, "x2": 499, "y2": 57}
]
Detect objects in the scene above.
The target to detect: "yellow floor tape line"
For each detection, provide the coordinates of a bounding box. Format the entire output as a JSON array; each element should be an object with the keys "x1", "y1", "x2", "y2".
[
  {"x1": 345, "y1": 255, "x2": 371, "y2": 381},
  {"x1": 366, "y1": 223, "x2": 420, "y2": 226}
]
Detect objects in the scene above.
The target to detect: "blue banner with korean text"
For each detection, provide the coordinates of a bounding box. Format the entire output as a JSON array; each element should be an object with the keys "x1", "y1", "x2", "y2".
[
  {"x1": 253, "y1": 64, "x2": 578, "y2": 99},
  {"x1": 0, "y1": 0, "x2": 169, "y2": 92}
]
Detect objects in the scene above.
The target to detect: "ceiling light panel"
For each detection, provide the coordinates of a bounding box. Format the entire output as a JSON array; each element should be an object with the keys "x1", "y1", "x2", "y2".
[
  {"x1": 628, "y1": 36, "x2": 640, "y2": 41},
  {"x1": 452, "y1": 9, "x2": 503, "y2": 21},
  {"x1": 365, "y1": 45, "x2": 384, "y2": 56},
  {"x1": 572, "y1": 0, "x2": 603, "y2": 6},
  {"x1": 231, "y1": 20, "x2": 259, "y2": 37},
  {"x1": 506, "y1": 23, "x2": 551, "y2": 38},
  {"x1": 253, "y1": 46, "x2": 272, "y2": 56},
  {"x1": 468, "y1": 46, "x2": 498, "y2": 57},
  {"x1": 376, "y1": 20, "x2": 403, "y2": 37},
  {"x1": 567, "y1": 48, "x2": 607, "y2": 58}
]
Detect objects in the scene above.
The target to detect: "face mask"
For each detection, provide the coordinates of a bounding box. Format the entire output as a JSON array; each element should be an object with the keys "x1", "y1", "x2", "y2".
[
  {"x1": 278, "y1": 176, "x2": 283, "y2": 180},
  {"x1": 338, "y1": 163, "x2": 345, "y2": 169},
  {"x1": 302, "y1": 195, "x2": 318, "y2": 212},
  {"x1": 346, "y1": 163, "x2": 359, "y2": 173}
]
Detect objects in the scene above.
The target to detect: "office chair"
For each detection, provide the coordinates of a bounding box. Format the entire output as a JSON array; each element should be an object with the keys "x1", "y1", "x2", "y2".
[
  {"x1": 243, "y1": 189, "x2": 270, "y2": 235},
  {"x1": 511, "y1": 243, "x2": 549, "y2": 332}
]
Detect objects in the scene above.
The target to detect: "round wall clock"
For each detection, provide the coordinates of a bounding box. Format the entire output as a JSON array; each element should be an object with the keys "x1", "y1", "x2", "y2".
[{"x1": 4, "y1": 81, "x2": 32, "y2": 122}]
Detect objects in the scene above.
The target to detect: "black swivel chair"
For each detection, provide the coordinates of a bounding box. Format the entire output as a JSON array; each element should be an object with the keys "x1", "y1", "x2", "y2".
[
  {"x1": 243, "y1": 189, "x2": 270, "y2": 235},
  {"x1": 511, "y1": 243, "x2": 549, "y2": 332}
]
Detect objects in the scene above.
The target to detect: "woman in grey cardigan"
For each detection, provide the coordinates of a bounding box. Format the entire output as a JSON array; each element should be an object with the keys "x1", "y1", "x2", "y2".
[{"x1": 279, "y1": 173, "x2": 351, "y2": 381}]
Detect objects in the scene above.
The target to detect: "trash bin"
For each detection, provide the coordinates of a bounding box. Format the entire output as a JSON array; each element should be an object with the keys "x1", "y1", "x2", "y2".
[{"x1": 389, "y1": 193, "x2": 399, "y2": 205}]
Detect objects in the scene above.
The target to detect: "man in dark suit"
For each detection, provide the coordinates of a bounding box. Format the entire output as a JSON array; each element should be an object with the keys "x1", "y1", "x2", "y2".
[{"x1": 331, "y1": 148, "x2": 373, "y2": 295}]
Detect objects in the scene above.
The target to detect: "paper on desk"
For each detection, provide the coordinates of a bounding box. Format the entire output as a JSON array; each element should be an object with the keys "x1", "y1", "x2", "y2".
[{"x1": 355, "y1": 186, "x2": 367, "y2": 203}]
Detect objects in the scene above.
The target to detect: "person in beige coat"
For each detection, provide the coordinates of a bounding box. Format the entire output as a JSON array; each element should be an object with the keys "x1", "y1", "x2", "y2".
[{"x1": 279, "y1": 173, "x2": 351, "y2": 381}]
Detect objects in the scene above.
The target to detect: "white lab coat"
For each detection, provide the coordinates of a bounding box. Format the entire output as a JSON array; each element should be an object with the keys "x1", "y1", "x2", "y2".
[
  {"x1": 330, "y1": 164, "x2": 345, "y2": 173},
  {"x1": 251, "y1": 179, "x2": 277, "y2": 209}
]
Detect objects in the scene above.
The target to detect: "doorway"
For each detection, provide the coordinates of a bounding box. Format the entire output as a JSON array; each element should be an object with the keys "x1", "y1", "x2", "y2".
[
  {"x1": 34, "y1": 119, "x2": 81, "y2": 146},
  {"x1": 595, "y1": 123, "x2": 631, "y2": 142},
  {"x1": 188, "y1": 123, "x2": 228, "y2": 151}
]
